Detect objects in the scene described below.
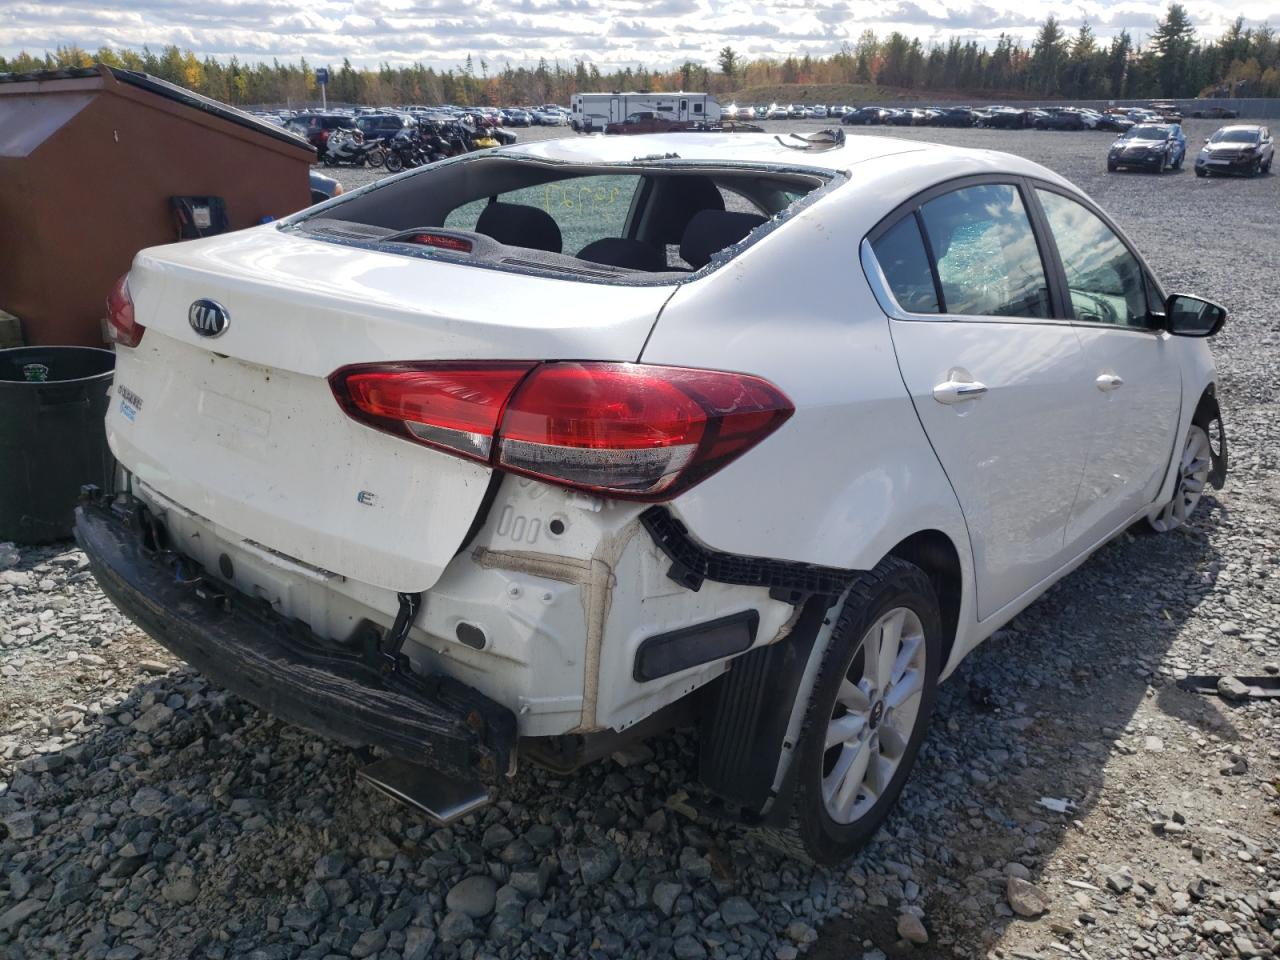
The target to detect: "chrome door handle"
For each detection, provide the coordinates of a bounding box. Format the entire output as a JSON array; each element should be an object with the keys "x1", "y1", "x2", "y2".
[
  {"x1": 1096, "y1": 373, "x2": 1125, "y2": 391},
  {"x1": 932, "y1": 379, "x2": 988, "y2": 404}
]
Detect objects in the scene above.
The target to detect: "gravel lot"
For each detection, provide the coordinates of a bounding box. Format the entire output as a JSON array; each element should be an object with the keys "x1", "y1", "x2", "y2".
[{"x1": 2, "y1": 119, "x2": 1278, "y2": 960}]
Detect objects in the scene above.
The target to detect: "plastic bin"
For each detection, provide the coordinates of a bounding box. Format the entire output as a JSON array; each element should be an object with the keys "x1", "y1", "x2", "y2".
[{"x1": 0, "y1": 346, "x2": 115, "y2": 543}]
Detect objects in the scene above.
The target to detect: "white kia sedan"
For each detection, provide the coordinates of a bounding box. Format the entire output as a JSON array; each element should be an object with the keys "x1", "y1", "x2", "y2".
[{"x1": 80, "y1": 131, "x2": 1227, "y2": 864}]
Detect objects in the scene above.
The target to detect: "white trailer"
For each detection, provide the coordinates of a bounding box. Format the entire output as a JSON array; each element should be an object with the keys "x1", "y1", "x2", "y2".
[{"x1": 570, "y1": 91, "x2": 721, "y2": 132}]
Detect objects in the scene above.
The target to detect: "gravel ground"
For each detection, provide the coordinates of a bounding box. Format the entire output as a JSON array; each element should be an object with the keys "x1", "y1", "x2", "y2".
[{"x1": 2, "y1": 119, "x2": 1278, "y2": 960}]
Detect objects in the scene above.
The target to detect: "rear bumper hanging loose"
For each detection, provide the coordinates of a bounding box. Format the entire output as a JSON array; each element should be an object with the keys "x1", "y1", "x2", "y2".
[{"x1": 73, "y1": 490, "x2": 516, "y2": 785}]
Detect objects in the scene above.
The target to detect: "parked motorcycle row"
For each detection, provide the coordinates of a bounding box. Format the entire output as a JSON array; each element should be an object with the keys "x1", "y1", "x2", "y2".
[{"x1": 292, "y1": 111, "x2": 518, "y2": 172}]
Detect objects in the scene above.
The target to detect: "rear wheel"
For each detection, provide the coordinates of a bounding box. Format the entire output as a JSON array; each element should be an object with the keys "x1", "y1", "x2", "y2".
[
  {"x1": 384, "y1": 152, "x2": 404, "y2": 173},
  {"x1": 1149, "y1": 424, "x2": 1212, "y2": 532},
  {"x1": 760, "y1": 557, "x2": 941, "y2": 865},
  {"x1": 366, "y1": 148, "x2": 387, "y2": 167}
]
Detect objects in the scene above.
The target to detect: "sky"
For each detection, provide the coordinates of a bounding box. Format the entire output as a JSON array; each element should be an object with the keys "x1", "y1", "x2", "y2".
[{"x1": 2, "y1": 0, "x2": 1275, "y2": 71}]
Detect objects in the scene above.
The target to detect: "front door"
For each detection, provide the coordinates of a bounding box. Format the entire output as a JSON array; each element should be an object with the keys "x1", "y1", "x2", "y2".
[
  {"x1": 871, "y1": 181, "x2": 1096, "y2": 620},
  {"x1": 1033, "y1": 188, "x2": 1183, "y2": 549}
]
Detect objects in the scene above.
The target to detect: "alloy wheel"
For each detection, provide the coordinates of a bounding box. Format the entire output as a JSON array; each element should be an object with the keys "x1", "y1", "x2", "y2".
[
  {"x1": 821, "y1": 607, "x2": 927, "y2": 825},
  {"x1": 1151, "y1": 425, "x2": 1212, "y2": 532}
]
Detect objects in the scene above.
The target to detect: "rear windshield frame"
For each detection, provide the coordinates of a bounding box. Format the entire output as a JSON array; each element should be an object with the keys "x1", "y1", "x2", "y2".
[{"x1": 280, "y1": 151, "x2": 844, "y2": 287}]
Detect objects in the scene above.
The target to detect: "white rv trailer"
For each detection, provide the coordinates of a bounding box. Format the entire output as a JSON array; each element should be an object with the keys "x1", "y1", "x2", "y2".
[{"x1": 570, "y1": 91, "x2": 721, "y2": 132}]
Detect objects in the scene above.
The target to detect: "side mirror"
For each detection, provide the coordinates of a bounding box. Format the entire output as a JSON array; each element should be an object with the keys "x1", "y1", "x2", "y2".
[{"x1": 1165, "y1": 293, "x2": 1227, "y2": 337}]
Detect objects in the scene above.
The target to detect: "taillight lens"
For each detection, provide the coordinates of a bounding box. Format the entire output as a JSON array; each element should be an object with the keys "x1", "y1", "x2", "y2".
[
  {"x1": 331, "y1": 363, "x2": 535, "y2": 462},
  {"x1": 106, "y1": 273, "x2": 145, "y2": 348},
  {"x1": 329, "y1": 361, "x2": 793, "y2": 501}
]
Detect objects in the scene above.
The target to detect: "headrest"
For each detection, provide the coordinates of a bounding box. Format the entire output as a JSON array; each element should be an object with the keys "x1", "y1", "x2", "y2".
[
  {"x1": 679, "y1": 210, "x2": 767, "y2": 269},
  {"x1": 475, "y1": 201, "x2": 562, "y2": 253},
  {"x1": 576, "y1": 237, "x2": 666, "y2": 272},
  {"x1": 646, "y1": 176, "x2": 726, "y2": 245}
]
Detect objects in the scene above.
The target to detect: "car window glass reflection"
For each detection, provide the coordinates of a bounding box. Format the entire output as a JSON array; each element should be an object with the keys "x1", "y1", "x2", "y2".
[
  {"x1": 918, "y1": 184, "x2": 1051, "y2": 319},
  {"x1": 1037, "y1": 190, "x2": 1150, "y2": 328}
]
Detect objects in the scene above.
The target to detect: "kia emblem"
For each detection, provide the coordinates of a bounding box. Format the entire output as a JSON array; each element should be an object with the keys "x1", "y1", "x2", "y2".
[{"x1": 189, "y1": 299, "x2": 230, "y2": 338}]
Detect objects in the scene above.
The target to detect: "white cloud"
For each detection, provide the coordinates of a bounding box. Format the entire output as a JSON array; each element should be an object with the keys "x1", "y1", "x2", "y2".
[{"x1": 2, "y1": 0, "x2": 1273, "y2": 69}]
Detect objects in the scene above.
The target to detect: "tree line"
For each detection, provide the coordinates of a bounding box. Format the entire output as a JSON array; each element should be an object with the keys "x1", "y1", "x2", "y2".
[{"x1": 2, "y1": 4, "x2": 1276, "y2": 108}]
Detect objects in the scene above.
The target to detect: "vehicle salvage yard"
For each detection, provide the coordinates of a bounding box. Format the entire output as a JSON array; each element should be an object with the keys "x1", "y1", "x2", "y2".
[{"x1": 2, "y1": 119, "x2": 1278, "y2": 960}]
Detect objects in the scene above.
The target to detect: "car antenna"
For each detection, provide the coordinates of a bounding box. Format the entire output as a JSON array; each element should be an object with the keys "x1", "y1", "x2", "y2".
[{"x1": 774, "y1": 129, "x2": 845, "y2": 151}]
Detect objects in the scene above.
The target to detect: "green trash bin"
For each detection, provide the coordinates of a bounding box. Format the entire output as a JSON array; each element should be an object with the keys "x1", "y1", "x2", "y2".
[{"x1": 0, "y1": 346, "x2": 116, "y2": 543}]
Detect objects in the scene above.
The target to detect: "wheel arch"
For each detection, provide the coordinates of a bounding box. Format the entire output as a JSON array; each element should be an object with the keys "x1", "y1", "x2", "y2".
[{"x1": 886, "y1": 528, "x2": 963, "y2": 674}]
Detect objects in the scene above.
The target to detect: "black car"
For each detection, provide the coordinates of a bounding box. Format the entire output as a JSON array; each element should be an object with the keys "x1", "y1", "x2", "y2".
[
  {"x1": 932, "y1": 106, "x2": 977, "y2": 128},
  {"x1": 1096, "y1": 114, "x2": 1135, "y2": 133},
  {"x1": 978, "y1": 106, "x2": 1030, "y2": 129},
  {"x1": 356, "y1": 113, "x2": 415, "y2": 141},
  {"x1": 1195, "y1": 125, "x2": 1274, "y2": 177},
  {"x1": 1034, "y1": 108, "x2": 1085, "y2": 131},
  {"x1": 841, "y1": 106, "x2": 890, "y2": 125},
  {"x1": 1107, "y1": 123, "x2": 1187, "y2": 172}
]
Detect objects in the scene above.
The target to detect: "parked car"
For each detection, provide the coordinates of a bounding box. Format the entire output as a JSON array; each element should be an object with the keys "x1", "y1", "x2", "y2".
[
  {"x1": 1148, "y1": 101, "x2": 1184, "y2": 123},
  {"x1": 1108, "y1": 123, "x2": 1187, "y2": 172},
  {"x1": 842, "y1": 106, "x2": 890, "y2": 125},
  {"x1": 976, "y1": 106, "x2": 1029, "y2": 129},
  {"x1": 307, "y1": 169, "x2": 343, "y2": 205},
  {"x1": 356, "y1": 113, "x2": 415, "y2": 141},
  {"x1": 766, "y1": 103, "x2": 788, "y2": 120},
  {"x1": 286, "y1": 113, "x2": 357, "y2": 158},
  {"x1": 810, "y1": 105, "x2": 829, "y2": 119},
  {"x1": 1190, "y1": 105, "x2": 1240, "y2": 120},
  {"x1": 1095, "y1": 113, "x2": 1135, "y2": 133},
  {"x1": 604, "y1": 112, "x2": 691, "y2": 135},
  {"x1": 932, "y1": 107, "x2": 977, "y2": 128},
  {"x1": 500, "y1": 108, "x2": 532, "y2": 127},
  {"x1": 1195, "y1": 125, "x2": 1274, "y2": 177},
  {"x1": 1034, "y1": 108, "x2": 1086, "y2": 131},
  {"x1": 87, "y1": 132, "x2": 1227, "y2": 866}
]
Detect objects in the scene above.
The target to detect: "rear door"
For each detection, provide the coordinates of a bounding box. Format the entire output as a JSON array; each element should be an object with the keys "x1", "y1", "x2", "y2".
[
  {"x1": 869, "y1": 179, "x2": 1096, "y2": 620},
  {"x1": 1032, "y1": 186, "x2": 1182, "y2": 550}
]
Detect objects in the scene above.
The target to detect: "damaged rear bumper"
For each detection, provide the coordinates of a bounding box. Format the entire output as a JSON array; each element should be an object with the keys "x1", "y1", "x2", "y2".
[{"x1": 74, "y1": 494, "x2": 516, "y2": 785}]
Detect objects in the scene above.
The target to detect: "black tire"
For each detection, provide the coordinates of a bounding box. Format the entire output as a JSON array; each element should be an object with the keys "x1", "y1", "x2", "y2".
[
  {"x1": 1108, "y1": 161, "x2": 1118, "y2": 172},
  {"x1": 1195, "y1": 167, "x2": 1206, "y2": 177},
  {"x1": 758, "y1": 556, "x2": 942, "y2": 865},
  {"x1": 384, "y1": 152, "x2": 404, "y2": 174},
  {"x1": 322, "y1": 156, "x2": 338, "y2": 168},
  {"x1": 1251, "y1": 159, "x2": 1263, "y2": 177}
]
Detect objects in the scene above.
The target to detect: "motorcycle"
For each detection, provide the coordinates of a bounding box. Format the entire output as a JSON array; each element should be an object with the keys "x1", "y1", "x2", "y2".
[
  {"x1": 322, "y1": 129, "x2": 386, "y2": 168},
  {"x1": 383, "y1": 130, "x2": 432, "y2": 173}
]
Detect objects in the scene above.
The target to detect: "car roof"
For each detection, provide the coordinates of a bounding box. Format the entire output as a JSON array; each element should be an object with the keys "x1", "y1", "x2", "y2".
[
  {"x1": 1218, "y1": 124, "x2": 1262, "y2": 132},
  {"x1": 499, "y1": 131, "x2": 946, "y2": 171}
]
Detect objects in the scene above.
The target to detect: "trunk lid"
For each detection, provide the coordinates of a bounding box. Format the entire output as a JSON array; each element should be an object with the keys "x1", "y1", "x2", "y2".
[{"x1": 110, "y1": 226, "x2": 676, "y2": 593}]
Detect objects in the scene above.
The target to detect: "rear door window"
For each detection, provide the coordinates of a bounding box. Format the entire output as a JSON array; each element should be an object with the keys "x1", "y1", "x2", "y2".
[
  {"x1": 869, "y1": 215, "x2": 939, "y2": 314},
  {"x1": 917, "y1": 184, "x2": 1052, "y2": 319}
]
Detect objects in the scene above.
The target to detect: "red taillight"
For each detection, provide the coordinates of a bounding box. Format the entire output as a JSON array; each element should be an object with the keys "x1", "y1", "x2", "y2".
[
  {"x1": 329, "y1": 361, "x2": 793, "y2": 501},
  {"x1": 331, "y1": 362, "x2": 536, "y2": 462},
  {"x1": 106, "y1": 273, "x2": 145, "y2": 348}
]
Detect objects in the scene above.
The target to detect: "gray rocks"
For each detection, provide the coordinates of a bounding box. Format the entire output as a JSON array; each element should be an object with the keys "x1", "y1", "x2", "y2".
[
  {"x1": 1007, "y1": 877, "x2": 1051, "y2": 917},
  {"x1": 0, "y1": 899, "x2": 43, "y2": 933},
  {"x1": 577, "y1": 843, "x2": 620, "y2": 885},
  {"x1": 438, "y1": 910, "x2": 475, "y2": 944},
  {"x1": 1217, "y1": 675, "x2": 1252, "y2": 700},
  {"x1": 161, "y1": 876, "x2": 199, "y2": 904},
  {"x1": 897, "y1": 913, "x2": 928, "y2": 944},
  {"x1": 720, "y1": 895, "x2": 759, "y2": 926},
  {"x1": 446, "y1": 874, "x2": 497, "y2": 918},
  {"x1": 673, "y1": 934, "x2": 707, "y2": 959},
  {"x1": 653, "y1": 881, "x2": 682, "y2": 917}
]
